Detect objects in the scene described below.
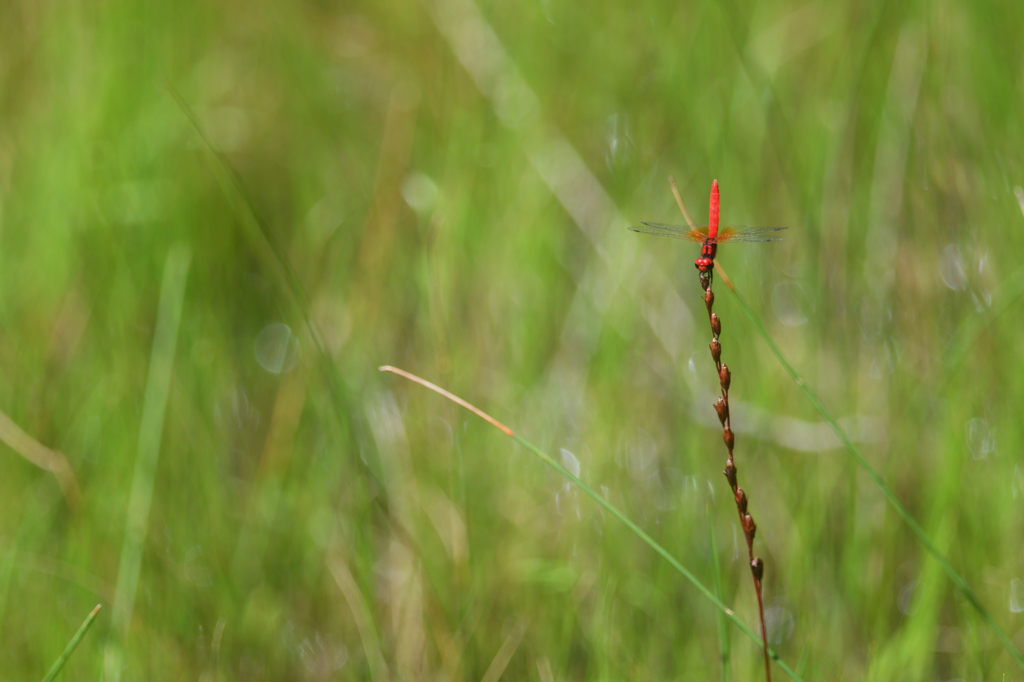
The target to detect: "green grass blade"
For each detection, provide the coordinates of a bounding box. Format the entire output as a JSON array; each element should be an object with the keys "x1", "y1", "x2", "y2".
[
  {"x1": 105, "y1": 248, "x2": 191, "y2": 680},
  {"x1": 41, "y1": 604, "x2": 102, "y2": 682},
  {"x1": 163, "y1": 81, "x2": 307, "y2": 317},
  {"x1": 164, "y1": 81, "x2": 388, "y2": 490},
  {"x1": 0, "y1": 547, "x2": 14, "y2": 640},
  {"x1": 724, "y1": 282, "x2": 1024, "y2": 670},
  {"x1": 380, "y1": 366, "x2": 802, "y2": 682},
  {"x1": 708, "y1": 503, "x2": 731, "y2": 682}
]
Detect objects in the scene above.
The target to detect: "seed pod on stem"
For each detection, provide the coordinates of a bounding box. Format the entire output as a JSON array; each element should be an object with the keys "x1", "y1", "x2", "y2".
[
  {"x1": 724, "y1": 459, "x2": 737, "y2": 487},
  {"x1": 735, "y1": 487, "x2": 748, "y2": 513},
  {"x1": 743, "y1": 514, "x2": 757, "y2": 540},
  {"x1": 713, "y1": 397, "x2": 728, "y2": 425}
]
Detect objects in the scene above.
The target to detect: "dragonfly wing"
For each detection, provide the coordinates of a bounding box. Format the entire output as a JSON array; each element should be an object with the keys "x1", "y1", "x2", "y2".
[
  {"x1": 715, "y1": 225, "x2": 788, "y2": 243},
  {"x1": 629, "y1": 222, "x2": 707, "y2": 242}
]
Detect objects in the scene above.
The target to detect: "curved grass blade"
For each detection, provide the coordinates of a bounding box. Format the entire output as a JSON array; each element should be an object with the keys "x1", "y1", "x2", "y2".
[
  {"x1": 379, "y1": 365, "x2": 803, "y2": 682},
  {"x1": 41, "y1": 604, "x2": 102, "y2": 682},
  {"x1": 715, "y1": 266, "x2": 1024, "y2": 671}
]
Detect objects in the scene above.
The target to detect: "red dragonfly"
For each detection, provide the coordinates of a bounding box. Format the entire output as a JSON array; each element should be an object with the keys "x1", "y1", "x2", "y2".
[{"x1": 630, "y1": 179, "x2": 786, "y2": 272}]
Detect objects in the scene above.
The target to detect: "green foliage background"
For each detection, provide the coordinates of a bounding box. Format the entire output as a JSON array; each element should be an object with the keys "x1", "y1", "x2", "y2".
[{"x1": 1, "y1": 0, "x2": 1023, "y2": 679}]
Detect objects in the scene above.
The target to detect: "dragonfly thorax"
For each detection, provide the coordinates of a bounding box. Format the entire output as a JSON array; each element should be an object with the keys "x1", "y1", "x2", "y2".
[{"x1": 695, "y1": 240, "x2": 717, "y2": 272}]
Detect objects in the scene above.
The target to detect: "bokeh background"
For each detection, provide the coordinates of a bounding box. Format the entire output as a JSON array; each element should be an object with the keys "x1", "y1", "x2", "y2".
[{"x1": 2, "y1": 0, "x2": 1023, "y2": 679}]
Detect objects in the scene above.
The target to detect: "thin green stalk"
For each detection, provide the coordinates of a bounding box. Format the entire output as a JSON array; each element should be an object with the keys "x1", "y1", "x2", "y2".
[
  {"x1": 379, "y1": 366, "x2": 802, "y2": 682},
  {"x1": 721, "y1": 278, "x2": 1024, "y2": 670},
  {"x1": 163, "y1": 80, "x2": 306, "y2": 318},
  {"x1": 105, "y1": 248, "x2": 191, "y2": 681},
  {"x1": 164, "y1": 79, "x2": 388, "y2": 491},
  {"x1": 707, "y1": 503, "x2": 731, "y2": 682},
  {"x1": 41, "y1": 604, "x2": 102, "y2": 682},
  {"x1": 0, "y1": 546, "x2": 14, "y2": 640}
]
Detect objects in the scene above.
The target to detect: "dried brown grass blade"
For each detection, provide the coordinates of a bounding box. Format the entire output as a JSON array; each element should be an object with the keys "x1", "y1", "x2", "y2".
[{"x1": 0, "y1": 409, "x2": 80, "y2": 508}]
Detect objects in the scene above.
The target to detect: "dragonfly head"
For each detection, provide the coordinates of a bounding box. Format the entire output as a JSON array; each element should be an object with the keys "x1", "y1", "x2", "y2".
[{"x1": 695, "y1": 256, "x2": 714, "y2": 272}]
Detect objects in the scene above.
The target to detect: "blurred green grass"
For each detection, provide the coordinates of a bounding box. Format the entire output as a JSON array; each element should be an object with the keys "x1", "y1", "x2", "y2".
[{"x1": 2, "y1": 0, "x2": 1024, "y2": 679}]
